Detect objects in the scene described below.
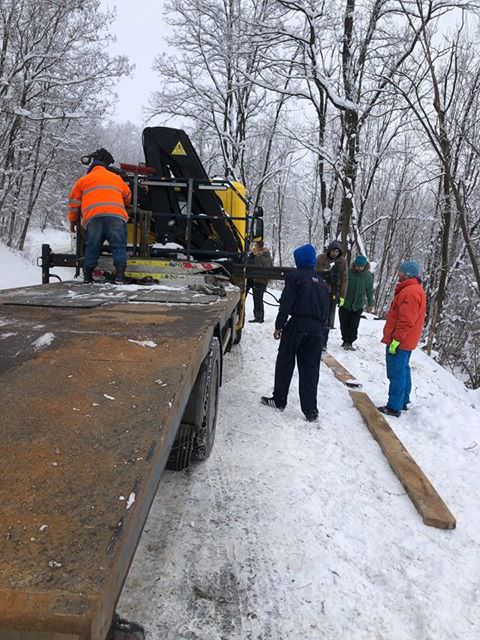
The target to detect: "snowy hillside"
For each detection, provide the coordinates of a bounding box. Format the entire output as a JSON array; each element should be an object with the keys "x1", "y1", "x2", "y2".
[
  {"x1": 0, "y1": 243, "x2": 43, "y2": 290},
  {"x1": 0, "y1": 229, "x2": 73, "y2": 290},
  {"x1": 117, "y1": 296, "x2": 480, "y2": 640}
]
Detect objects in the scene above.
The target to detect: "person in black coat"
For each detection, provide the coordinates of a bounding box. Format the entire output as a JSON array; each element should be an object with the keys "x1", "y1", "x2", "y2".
[
  {"x1": 261, "y1": 244, "x2": 329, "y2": 422},
  {"x1": 248, "y1": 240, "x2": 273, "y2": 323}
]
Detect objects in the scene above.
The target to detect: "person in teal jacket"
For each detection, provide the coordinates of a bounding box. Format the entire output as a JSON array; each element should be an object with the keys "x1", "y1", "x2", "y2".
[{"x1": 339, "y1": 255, "x2": 374, "y2": 350}]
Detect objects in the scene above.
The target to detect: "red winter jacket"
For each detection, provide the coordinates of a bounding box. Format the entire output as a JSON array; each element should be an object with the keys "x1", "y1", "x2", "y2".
[{"x1": 382, "y1": 278, "x2": 426, "y2": 351}]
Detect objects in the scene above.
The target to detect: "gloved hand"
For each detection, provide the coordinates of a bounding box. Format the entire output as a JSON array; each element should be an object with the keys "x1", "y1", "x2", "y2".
[
  {"x1": 389, "y1": 339, "x2": 400, "y2": 355},
  {"x1": 273, "y1": 329, "x2": 282, "y2": 340},
  {"x1": 338, "y1": 297, "x2": 345, "y2": 307}
]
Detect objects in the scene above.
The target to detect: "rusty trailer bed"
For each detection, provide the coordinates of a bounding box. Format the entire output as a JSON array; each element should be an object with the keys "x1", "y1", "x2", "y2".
[{"x1": 0, "y1": 281, "x2": 240, "y2": 640}]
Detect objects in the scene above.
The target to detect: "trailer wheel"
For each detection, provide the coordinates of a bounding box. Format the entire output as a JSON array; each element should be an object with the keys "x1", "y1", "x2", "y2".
[
  {"x1": 192, "y1": 337, "x2": 221, "y2": 461},
  {"x1": 166, "y1": 421, "x2": 195, "y2": 471},
  {"x1": 167, "y1": 337, "x2": 221, "y2": 471}
]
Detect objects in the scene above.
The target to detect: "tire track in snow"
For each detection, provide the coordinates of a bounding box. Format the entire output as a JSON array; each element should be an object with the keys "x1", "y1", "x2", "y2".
[
  {"x1": 198, "y1": 449, "x2": 286, "y2": 640},
  {"x1": 117, "y1": 343, "x2": 299, "y2": 639}
]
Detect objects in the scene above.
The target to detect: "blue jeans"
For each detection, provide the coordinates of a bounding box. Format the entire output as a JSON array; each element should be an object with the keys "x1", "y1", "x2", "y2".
[
  {"x1": 84, "y1": 216, "x2": 127, "y2": 270},
  {"x1": 386, "y1": 347, "x2": 412, "y2": 412}
]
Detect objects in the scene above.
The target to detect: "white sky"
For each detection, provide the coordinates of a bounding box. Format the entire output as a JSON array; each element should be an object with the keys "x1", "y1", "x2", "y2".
[
  {"x1": 102, "y1": 1, "x2": 169, "y2": 125},
  {"x1": 101, "y1": 2, "x2": 469, "y2": 127}
]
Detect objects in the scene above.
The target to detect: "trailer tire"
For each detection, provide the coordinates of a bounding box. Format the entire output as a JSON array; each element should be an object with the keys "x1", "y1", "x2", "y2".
[
  {"x1": 166, "y1": 422, "x2": 195, "y2": 471},
  {"x1": 167, "y1": 337, "x2": 221, "y2": 471},
  {"x1": 192, "y1": 337, "x2": 221, "y2": 461}
]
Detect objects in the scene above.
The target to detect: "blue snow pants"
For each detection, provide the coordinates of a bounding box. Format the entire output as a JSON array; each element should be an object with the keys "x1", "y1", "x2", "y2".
[{"x1": 385, "y1": 347, "x2": 412, "y2": 412}]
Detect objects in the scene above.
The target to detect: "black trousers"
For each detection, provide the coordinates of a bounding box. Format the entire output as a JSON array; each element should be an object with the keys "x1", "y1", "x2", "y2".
[
  {"x1": 327, "y1": 297, "x2": 337, "y2": 328},
  {"x1": 273, "y1": 318, "x2": 323, "y2": 416},
  {"x1": 339, "y1": 307, "x2": 363, "y2": 344},
  {"x1": 253, "y1": 284, "x2": 266, "y2": 321},
  {"x1": 323, "y1": 292, "x2": 337, "y2": 348}
]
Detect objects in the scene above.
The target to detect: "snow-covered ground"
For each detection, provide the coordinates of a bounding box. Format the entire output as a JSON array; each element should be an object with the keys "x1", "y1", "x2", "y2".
[
  {"x1": 0, "y1": 242, "x2": 42, "y2": 289},
  {"x1": 1, "y1": 238, "x2": 479, "y2": 639},
  {"x1": 117, "y1": 297, "x2": 480, "y2": 639},
  {"x1": 0, "y1": 227, "x2": 73, "y2": 290}
]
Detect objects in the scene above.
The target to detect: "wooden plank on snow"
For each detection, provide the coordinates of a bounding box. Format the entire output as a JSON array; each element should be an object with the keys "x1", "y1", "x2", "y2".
[
  {"x1": 322, "y1": 353, "x2": 362, "y2": 387},
  {"x1": 349, "y1": 390, "x2": 456, "y2": 530}
]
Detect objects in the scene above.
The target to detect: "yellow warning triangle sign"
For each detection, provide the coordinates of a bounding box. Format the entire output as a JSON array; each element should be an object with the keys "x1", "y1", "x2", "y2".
[{"x1": 172, "y1": 141, "x2": 187, "y2": 156}]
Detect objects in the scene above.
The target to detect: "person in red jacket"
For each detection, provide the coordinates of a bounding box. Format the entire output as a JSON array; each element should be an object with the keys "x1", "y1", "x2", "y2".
[
  {"x1": 68, "y1": 148, "x2": 131, "y2": 283},
  {"x1": 379, "y1": 260, "x2": 426, "y2": 417}
]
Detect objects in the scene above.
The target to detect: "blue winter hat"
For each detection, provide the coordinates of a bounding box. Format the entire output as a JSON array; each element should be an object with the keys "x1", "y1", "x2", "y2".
[
  {"x1": 353, "y1": 255, "x2": 367, "y2": 267},
  {"x1": 294, "y1": 244, "x2": 316, "y2": 268},
  {"x1": 399, "y1": 260, "x2": 420, "y2": 278}
]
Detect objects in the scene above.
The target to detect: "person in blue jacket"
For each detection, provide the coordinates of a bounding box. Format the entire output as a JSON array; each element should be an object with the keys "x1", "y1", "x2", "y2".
[{"x1": 261, "y1": 244, "x2": 330, "y2": 422}]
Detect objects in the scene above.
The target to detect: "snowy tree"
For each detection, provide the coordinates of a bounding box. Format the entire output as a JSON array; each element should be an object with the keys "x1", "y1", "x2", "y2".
[
  {"x1": 149, "y1": 0, "x2": 286, "y2": 182},
  {"x1": 387, "y1": 6, "x2": 480, "y2": 384},
  {"x1": 0, "y1": 0, "x2": 131, "y2": 248},
  {"x1": 250, "y1": 0, "x2": 477, "y2": 254}
]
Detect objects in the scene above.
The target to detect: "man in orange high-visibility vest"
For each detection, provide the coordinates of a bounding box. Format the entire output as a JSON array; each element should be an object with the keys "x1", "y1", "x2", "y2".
[{"x1": 68, "y1": 148, "x2": 132, "y2": 283}]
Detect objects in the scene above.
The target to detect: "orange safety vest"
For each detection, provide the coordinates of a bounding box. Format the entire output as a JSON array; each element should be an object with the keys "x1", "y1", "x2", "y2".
[{"x1": 68, "y1": 166, "x2": 131, "y2": 227}]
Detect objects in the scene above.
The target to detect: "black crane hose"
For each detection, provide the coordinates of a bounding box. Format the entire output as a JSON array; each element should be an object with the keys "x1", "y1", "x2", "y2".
[{"x1": 246, "y1": 288, "x2": 280, "y2": 307}]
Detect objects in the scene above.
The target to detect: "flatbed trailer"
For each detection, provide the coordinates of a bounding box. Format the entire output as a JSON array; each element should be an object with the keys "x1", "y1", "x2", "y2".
[{"x1": 0, "y1": 277, "x2": 241, "y2": 639}]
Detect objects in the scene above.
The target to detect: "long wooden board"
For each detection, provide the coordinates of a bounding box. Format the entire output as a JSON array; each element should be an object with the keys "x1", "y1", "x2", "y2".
[
  {"x1": 350, "y1": 390, "x2": 456, "y2": 530},
  {"x1": 322, "y1": 353, "x2": 362, "y2": 387}
]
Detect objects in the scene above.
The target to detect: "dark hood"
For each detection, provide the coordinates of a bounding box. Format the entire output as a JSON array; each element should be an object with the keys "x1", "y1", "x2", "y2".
[{"x1": 326, "y1": 240, "x2": 343, "y2": 257}]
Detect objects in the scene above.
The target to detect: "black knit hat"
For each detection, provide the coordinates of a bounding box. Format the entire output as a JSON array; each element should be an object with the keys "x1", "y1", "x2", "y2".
[
  {"x1": 91, "y1": 148, "x2": 114, "y2": 165},
  {"x1": 81, "y1": 148, "x2": 115, "y2": 167}
]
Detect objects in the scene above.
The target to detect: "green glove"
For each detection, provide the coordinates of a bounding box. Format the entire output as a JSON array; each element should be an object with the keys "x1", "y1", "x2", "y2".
[
  {"x1": 389, "y1": 339, "x2": 400, "y2": 355},
  {"x1": 338, "y1": 297, "x2": 345, "y2": 307}
]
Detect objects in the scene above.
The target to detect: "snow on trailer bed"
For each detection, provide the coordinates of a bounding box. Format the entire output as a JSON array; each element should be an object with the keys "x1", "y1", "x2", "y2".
[{"x1": 0, "y1": 280, "x2": 240, "y2": 640}]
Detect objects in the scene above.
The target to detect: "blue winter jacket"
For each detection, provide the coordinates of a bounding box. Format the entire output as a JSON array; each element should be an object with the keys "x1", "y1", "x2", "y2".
[{"x1": 275, "y1": 267, "x2": 330, "y2": 330}]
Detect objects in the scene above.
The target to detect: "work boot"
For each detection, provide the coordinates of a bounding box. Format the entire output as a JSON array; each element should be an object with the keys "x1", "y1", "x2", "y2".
[
  {"x1": 260, "y1": 396, "x2": 285, "y2": 411},
  {"x1": 83, "y1": 268, "x2": 94, "y2": 284},
  {"x1": 107, "y1": 614, "x2": 145, "y2": 640},
  {"x1": 378, "y1": 405, "x2": 401, "y2": 418}
]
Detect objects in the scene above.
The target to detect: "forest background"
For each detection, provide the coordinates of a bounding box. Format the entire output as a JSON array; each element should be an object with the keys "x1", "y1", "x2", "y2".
[{"x1": 0, "y1": 0, "x2": 479, "y2": 387}]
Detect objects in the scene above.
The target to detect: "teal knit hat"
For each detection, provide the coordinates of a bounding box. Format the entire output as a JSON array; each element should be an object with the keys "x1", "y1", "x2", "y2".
[
  {"x1": 399, "y1": 260, "x2": 420, "y2": 278},
  {"x1": 353, "y1": 255, "x2": 367, "y2": 267}
]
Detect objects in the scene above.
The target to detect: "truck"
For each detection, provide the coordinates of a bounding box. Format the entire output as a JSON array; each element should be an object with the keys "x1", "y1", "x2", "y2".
[{"x1": 0, "y1": 127, "x2": 287, "y2": 640}]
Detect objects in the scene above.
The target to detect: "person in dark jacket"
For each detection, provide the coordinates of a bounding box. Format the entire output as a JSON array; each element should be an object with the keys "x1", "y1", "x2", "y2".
[
  {"x1": 315, "y1": 239, "x2": 348, "y2": 347},
  {"x1": 249, "y1": 240, "x2": 273, "y2": 323},
  {"x1": 339, "y1": 255, "x2": 374, "y2": 350},
  {"x1": 261, "y1": 244, "x2": 330, "y2": 422},
  {"x1": 315, "y1": 240, "x2": 348, "y2": 302}
]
